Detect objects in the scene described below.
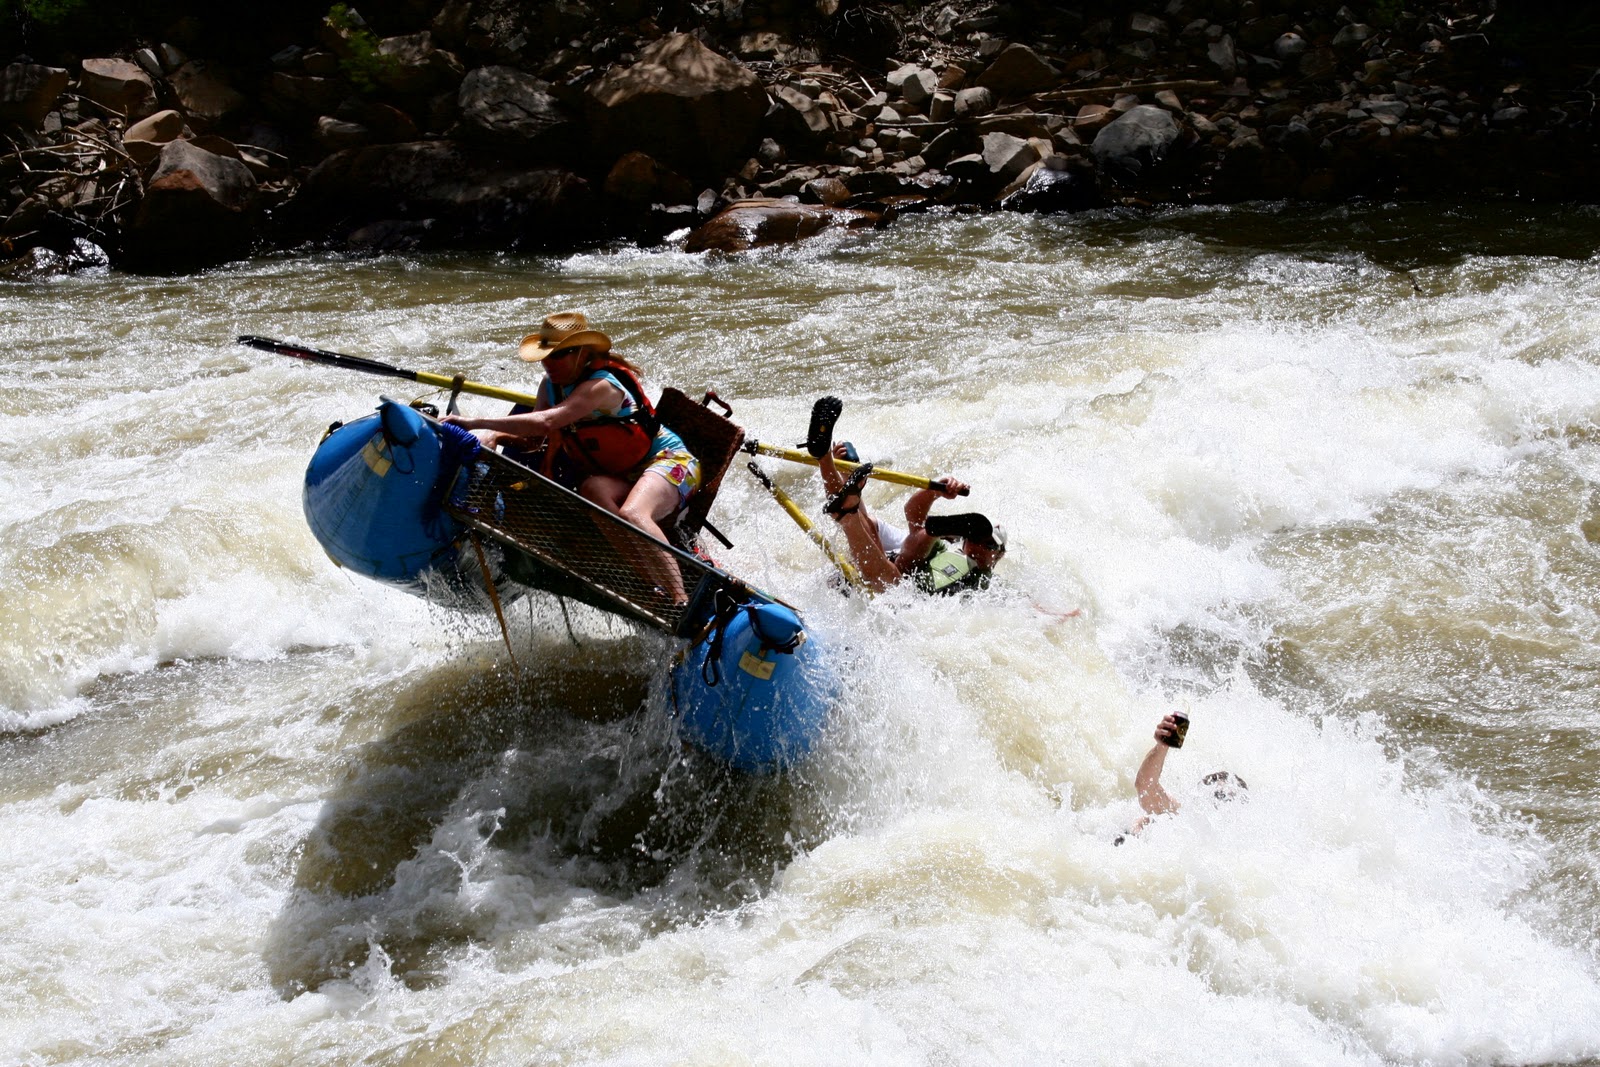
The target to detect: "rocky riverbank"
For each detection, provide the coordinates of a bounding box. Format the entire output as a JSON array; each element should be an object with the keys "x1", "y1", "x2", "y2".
[{"x1": 2, "y1": 0, "x2": 1596, "y2": 274}]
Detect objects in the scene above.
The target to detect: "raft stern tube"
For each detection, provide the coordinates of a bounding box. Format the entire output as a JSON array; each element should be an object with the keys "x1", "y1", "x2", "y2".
[{"x1": 672, "y1": 601, "x2": 839, "y2": 773}]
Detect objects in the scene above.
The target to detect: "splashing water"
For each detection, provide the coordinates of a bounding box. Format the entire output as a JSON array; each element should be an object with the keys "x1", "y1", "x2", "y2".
[{"x1": 3, "y1": 202, "x2": 1600, "y2": 1066}]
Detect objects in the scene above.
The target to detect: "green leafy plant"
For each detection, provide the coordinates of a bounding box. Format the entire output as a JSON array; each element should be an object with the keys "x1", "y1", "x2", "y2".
[
  {"x1": 2, "y1": 0, "x2": 90, "y2": 26},
  {"x1": 1369, "y1": 0, "x2": 1405, "y2": 28},
  {"x1": 325, "y1": 3, "x2": 398, "y2": 93}
]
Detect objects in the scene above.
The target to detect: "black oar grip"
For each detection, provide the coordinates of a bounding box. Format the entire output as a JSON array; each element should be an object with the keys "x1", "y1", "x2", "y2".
[{"x1": 931, "y1": 480, "x2": 971, "y2": 497}]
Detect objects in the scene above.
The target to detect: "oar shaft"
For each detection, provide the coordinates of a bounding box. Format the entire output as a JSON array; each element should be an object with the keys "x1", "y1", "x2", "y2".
[
  {"x1": 239, "y1": 335, "x2": 542, "y2": 408},
  {"x1": 748, "y1": 442, "x2": 970, "y2": 496},
  {"x1": 746, "y1": 462, "x2": 864, "y2": 590},
  {"x1": 411, "y1": 370, "x2": 540, "y2": 408}
]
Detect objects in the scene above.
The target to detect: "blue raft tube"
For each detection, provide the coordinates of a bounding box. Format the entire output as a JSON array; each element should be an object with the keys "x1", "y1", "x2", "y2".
[{"x1": 302, "y1": 397, "x2": 838, "y2": 772}]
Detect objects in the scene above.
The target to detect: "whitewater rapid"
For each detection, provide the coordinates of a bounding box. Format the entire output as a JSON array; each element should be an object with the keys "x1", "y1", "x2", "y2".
[{"x1": 3, "y1": 203, "x2": 1599, "y2": 1066}]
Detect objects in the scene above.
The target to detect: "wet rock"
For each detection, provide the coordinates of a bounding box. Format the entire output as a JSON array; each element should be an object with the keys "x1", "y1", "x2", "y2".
[
  {"x1": 1091, "y1": 104, "x2": 1183, "y2": 185},
  {"x1": 801, "y1": 176, "x2": 851, "y2": 205},
  {"x1": 125, "y1": 140, "x2": 259, "y2": 272},
  {"x1": 681, "y1": 197, "x2": 891, "y2": 253},
  {"x1": 0, "y1": 245, "x2": 68, "y2": 280},
  {"x1": 78, "y1": 58, "x2": 158, "y2": 120},
  {"x1": 456, "y1": 66, "x2": 573, "y2": 154},
  {"x1": 1129, "y1": 13, "x2": 1168, "y2": 37},
  {"x1": 0, "y1": 64, "x2": 70, "y2": 128},
  {"x1": 346, "y1": 218, "x2": 437, "y2": 253},
  {"x1": 586, "y1": 33, "x2": 766, "y2": 182},
  {"x1": 1001, "y1": 159, "x2": 1102, "y2": 213}
]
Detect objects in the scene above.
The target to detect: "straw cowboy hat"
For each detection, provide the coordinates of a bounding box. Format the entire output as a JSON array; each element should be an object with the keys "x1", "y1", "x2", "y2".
[{"x1": 517, "y1": 311, "x2": 612, "y2": 362}]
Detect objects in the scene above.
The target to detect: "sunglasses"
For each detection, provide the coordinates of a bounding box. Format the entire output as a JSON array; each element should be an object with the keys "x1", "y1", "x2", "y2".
[{"x1": 542, "y1": 346, "x2": 584, "y2": 362}]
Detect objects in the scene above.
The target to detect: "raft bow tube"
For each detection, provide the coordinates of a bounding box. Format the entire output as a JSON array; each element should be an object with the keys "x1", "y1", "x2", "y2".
[
  {"x1": 302, "y1": 397, "x2": 476, "y2": 586},
  {"x1": 673, "y1": 602, "x2": 839, "y2": 773}
]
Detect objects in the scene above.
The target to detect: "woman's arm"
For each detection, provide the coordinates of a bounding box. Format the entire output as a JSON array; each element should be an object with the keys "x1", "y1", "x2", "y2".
[{"x1": 444, "y1": 377, "x2": 623, "y2": 440}]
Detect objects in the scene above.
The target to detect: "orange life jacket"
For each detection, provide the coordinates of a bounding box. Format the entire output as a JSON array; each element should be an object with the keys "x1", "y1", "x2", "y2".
[{"x1": 543, "y1": 358, "x2": 660, "y2": 479}]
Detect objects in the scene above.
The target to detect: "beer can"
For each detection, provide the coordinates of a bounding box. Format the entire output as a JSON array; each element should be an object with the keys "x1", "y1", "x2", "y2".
[{"x1": 1165, "y1": 712, "x2": 1190, "y2": 749}]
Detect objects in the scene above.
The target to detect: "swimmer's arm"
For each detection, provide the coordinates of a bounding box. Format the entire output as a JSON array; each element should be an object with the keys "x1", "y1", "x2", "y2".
[
  {"x1": 1135, "y1": 739, "x2": 1180, "y2": 817},
  {"x1": 897, "y1": 476, "x2": 967, "y2": 567}
]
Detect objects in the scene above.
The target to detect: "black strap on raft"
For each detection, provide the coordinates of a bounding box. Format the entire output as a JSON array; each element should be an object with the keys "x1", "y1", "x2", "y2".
[
  {"x1": 698, "y1": 588, "x2": 802, "y2": 689},
  {"x1": 700, "y1": 589, "x2": 743, "y2": 688}
]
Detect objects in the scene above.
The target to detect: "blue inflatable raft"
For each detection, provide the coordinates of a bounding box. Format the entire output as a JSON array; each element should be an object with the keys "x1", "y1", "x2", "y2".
[{"x1": 301, "y1": 393, "x2": 836, "y2": 773}]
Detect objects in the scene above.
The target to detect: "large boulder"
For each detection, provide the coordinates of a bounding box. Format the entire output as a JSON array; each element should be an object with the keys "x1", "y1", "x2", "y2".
[
  {"x1": 79, "y1": 58, "x2": 158, "y2": 120},
  {"x1": 767, "y1": 84, "x2": 835, "y2": 146},
  {"x1": 169, "y1": 61, "x2": 246, "y2": 127},
  {"x1": 456, "y1": 66, "x2": 573, "y2": 154},
  {"x1": 1090, "y1": 104, "x2": 1183, "y2": 185},
  {"x1": 375, "y1": 32, "x2": 465, "y2": 95},
  {"x1": 603, "y1": 150, "x2": 695, "y2": 207},
  {"x1": 124, "y1": 109, "x2": 187, "y2": 165},
  {"x1": 124, "y1": 140, "x2": 259, "y2": 272},
  {"x1": 586, "y1": 33, "x2": 767, "y2": 182},
  {"x1": 682, "y1": 197, "x2": 891, "y2": 253},
  {"x1": 1001, "y1": 160, "x2": 1102, "y2": 213},
  {"x1": 266, "y1": 73, "x2": 347, "y2": 115},
  {"x1": 0, "y1": 63, "x2": 69, "y2": 127},
  {"x1": 285, "y1": 140, "x2": 596, "y2": 250},
  {"x1": 975, "y1": 44, "x2": 1059, "y2": 98}
]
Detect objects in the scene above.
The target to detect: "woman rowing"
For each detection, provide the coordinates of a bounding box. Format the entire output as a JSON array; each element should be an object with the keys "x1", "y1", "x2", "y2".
[{"x1": 443, "y1": 312, "x2": 700, "y2": 602}]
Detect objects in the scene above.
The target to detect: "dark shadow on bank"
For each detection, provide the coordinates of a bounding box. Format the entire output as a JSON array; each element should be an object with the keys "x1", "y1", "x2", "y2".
[
  {"x1": 263, "y1": 634, "x2": 823, "y2": 997},
  {"x1": 1077, "y1": 201, "x2": 1600, "y2": 271}
]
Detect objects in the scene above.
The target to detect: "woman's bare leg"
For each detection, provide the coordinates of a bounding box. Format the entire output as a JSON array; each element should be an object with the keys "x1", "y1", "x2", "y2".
[{"x1": 580, "y1": 474, "x2": 688, "y2": 605}]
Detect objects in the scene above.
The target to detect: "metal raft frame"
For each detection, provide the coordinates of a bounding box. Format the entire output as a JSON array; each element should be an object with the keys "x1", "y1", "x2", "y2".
[{"x1": 442, "y1": 388, "x2": 756, "y2": 638}]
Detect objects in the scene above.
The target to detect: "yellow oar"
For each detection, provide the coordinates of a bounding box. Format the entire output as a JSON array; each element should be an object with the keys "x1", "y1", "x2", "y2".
[
  {"x1": 742, "y1": 440, "x2": 971, "y2": 496},
  {"x1": 746, "y1": 461, "x2": 865, "y2": 592},
  {"x1": 239, "y1": 335, "x2": 541, "y2": 407}
]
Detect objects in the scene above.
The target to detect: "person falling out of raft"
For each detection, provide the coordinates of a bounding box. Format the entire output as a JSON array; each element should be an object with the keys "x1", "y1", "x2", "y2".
[
  {"x1": 1117, "y1": 711, "x2": 1249, "y2": 842},
  {"x1": 805, "y1": 395, "x2": 1006, "y2": 596},
  {"x1": 442, "y1": 312, "x2": 700, "y2": 604}
]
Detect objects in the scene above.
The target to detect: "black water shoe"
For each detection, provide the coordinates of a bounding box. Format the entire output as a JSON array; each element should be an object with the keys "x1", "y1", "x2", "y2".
[
  {"x1": 805, "y1": 396, "x2": 843, "y2": 458},
  {"x1": 825, "y1": 462, "x2": 875, "y2": 518}
]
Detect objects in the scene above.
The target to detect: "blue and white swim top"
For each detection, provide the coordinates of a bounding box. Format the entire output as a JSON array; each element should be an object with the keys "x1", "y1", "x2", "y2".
[{"x1": 539, "y1": 367, "x2": 686, "y2": 456}]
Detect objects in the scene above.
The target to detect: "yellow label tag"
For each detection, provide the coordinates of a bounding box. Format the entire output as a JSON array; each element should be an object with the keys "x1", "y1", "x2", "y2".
[
  {"x1": 361, "y1": 436, "x2": 392, "y2": 477},
  {"x1": 738, "y1": 651, "x2": 776, "y2": 680}
]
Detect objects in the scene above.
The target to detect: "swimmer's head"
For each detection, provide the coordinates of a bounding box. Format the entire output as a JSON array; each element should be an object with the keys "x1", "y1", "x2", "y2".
[{"x1": 1200, "y1": 770, "x2": 1248, "y2": 802}]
